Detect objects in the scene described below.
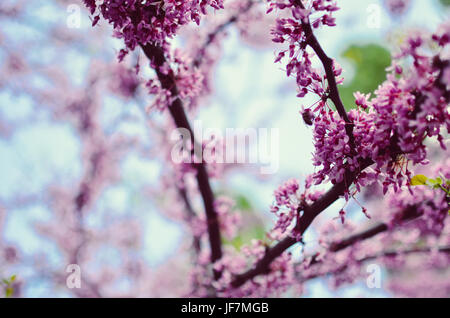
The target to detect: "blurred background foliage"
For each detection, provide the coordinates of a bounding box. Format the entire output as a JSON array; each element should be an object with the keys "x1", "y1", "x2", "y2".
[
  {"x1": 221, "y1": 192, "x2": 267, "y2": 251},
  {"x1": 339, "y1": 44, "x2": 391, "y2": 111}
]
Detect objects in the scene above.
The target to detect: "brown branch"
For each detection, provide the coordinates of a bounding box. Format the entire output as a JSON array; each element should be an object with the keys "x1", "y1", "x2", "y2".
[
  {"x1": 230, "y1": 5, "x2": 450, "y2": 290},
  {"x1": 298, "y1": 203, "x2": 450, "y2": 281},
  {"x1": 433, "y1": 57, "x2": 450, "y2": 101},
  {"x1": 230, "y1": 163, "x2": 434, "y2": 288},
  {"x1": 294, "y1": 0, "x2": 355, "y2": 148},
  {"x1": 130, "y1": 2, "x2": 449, "y2": 291},
  {"x1": 329, "y1": 204, "x2": 423, "y2": 253},
  {"x1": 230, "y1": 158, "x2": 374, "y2": 288},
  {"x1": 299, "y1": 245, "x2": 450, "y2": 283},
  {"x1": 140, "y1": 43, "x2": 223, "y2": 279},
  {"x1": 297, "y1": 200, "x2": 442, "y2": 282}
]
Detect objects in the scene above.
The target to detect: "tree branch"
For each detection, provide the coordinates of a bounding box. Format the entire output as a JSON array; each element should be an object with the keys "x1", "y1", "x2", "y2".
[
  {"x1": 294, "y1": 0, "x2": 355, "y2": 148},
  {"x1": 292, "y1": 201, "x2": 441, "y2": 283},
  {"x1": 231, "y1": 158, "x2": 374, "y2": 288},
  {"x1": 299, "y1": 245, "x2": 450, "y2": 283},
  {"x1": 329, "y1": 204, "x2": 423, "y2": 253},
  {"x1": 230, "y1": 6, "x2": 450, "y2": 290},
  {"x1": 140, "y1": 43, "x2": 223, "y2": 279}
]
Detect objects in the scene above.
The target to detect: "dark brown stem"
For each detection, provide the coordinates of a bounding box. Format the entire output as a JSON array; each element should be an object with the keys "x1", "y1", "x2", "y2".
[
  {"x1": 230, "y1": 4, "x2": 450, "y2": 290},
  {"x1": 141, "y1": 43, "x2": 223, "y2": 279},
  {"x1": 294, "y1": 202, "x2": 436, "y2": 282},
  {"x1": 299, "y1": 245, "x2": 450, "y2": 283},
  {"x1": 329, "y1": 204, "x2": 423, "y2": 253},
  {"x1": 329, "y1": 223, "x2": 388, "y2": 253},
  {"x1": 294, "y1": 0, "x2": 355, "y2": 148},
  {"x1": 231, "y1": 159, "x2": 373, "y2": 288}
]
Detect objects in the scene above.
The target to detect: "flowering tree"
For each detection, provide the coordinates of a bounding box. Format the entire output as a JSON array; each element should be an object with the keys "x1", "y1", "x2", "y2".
[{"x1": 0, "y1": 0, "x2": 449, "y2": 297}]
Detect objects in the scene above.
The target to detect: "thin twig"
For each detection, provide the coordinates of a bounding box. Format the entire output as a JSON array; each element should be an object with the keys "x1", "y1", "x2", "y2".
[
  {"x1": 299, "y1": 245, "x2": 450, "y2": 283},
  {"x1": 295, "y1": 0, "x2": 355, "y2": 148},
  {"x1": 193, "y1": 0, "x2": 257, "y2": 68}
]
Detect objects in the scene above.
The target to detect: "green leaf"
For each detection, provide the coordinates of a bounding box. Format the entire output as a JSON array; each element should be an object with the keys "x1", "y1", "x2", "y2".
[
  {"x1": 427, "y1": 177, "x2": 443, "y2": 189},
  {"x1": 10, "y1": 275, "x2": 16, "y2": 282},
  {"x1": 223, "y1": 225, "x2": 266, "y2": 251},
  {"x1": 235, "y1": 195, "x2": 252, "y2": 211},
  {"x1": 411, "y1": 175, "x2": 429, "y2": 186},
  {"x1": 338, "y1": 44, "x2": 391, "y2": 111},
  {"x1": 5, "y1": 287, "x2": 13, "y2": 298}
]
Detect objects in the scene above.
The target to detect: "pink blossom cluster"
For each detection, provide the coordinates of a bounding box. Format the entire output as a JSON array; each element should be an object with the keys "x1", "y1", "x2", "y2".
[
  {"x1": 299, "y1": 211, "x2": 450, "y2": 296},
  {"x1": 190, "y1": 196, "x2": 241, "y2": 241},
  {"x1": 145, "y1": 78, "x2": 175, "y2": 112},
  {"x1": 384, "y1": 0, "x2": 411, "y2": 16},
  {"x1": 312, "y1": 26, "x2": 450, "y2": 194},
  {"x1": 84, "y1": 1, "x2": 218, "y2": 112},
  {"x1": 296, "y1": 148, "x2": 450, "y2": 295},
  {"x1": 213, "y1": 241, "x2": 295, "y2": 297},
  {"x1": 146, "y1": 49, "x2": 205, "y2": 111},
  {"x1": 388, "y1": 160, "x2": 450, "y2": 235},
  {"x1": 110, "y1": 64, "x2": 141, "y2": 99},
  {"x1": 269, "y1": 1, "x2": 449, "y2": 196},
  {"x1": 269, "y1": 177, "x2": 323, "y2": 240},
  {"x1": 84, "y1": 0, "x2": 224, "y2": 59},
  {"x1": 268, "y1": 0, "x2": 339, "y2": 29},
  {"x1": 270, "y1": 0, "x2": 341, "y2": 99}
]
